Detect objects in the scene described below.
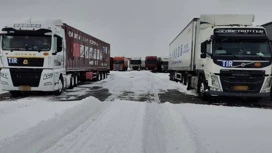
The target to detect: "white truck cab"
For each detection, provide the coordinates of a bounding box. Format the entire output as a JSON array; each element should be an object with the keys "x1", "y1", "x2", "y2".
[{"x1": 0, "y1": 20, "x2": 68, "y2": 96}]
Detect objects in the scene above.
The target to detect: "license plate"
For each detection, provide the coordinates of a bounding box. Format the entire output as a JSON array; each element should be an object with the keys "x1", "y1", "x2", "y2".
[
  {"x1": 233, "y1": 86, "x2": 248, "y2": 91},
  {"x1": 19, "y1": 86, "x2": 31, "y2": 91}
]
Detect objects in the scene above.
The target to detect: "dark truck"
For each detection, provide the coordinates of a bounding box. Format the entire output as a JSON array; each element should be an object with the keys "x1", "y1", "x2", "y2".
[
  {"x1": 131, "y1": 57, "x2": 141, "y2": 70},
  {"x1": 145, "y1": 56, "x2": 157, "y2": 72}
]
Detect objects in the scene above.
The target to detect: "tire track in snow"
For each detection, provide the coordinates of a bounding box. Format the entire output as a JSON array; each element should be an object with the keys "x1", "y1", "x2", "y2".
[
  {"x1": 43, "y1": 101, "x2": 146, "y2": 153},
  {"x1": 167, "y1": 104, "x2": 210, "y2": 153},
  {"x1": 0, "y1": 96, "x2": 114, "y2": 153},
  {"x1": 143, "y1": 72, "x2": 209, "y2": 153}
]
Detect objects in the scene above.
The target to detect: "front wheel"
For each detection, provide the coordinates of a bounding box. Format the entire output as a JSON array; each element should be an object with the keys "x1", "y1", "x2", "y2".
[
  {"x1": 54, "y1": 77, "x2": 64, "y2": 95},
  {"x1": 197, "y1": 77, "x2": 209, "y2": 101}
]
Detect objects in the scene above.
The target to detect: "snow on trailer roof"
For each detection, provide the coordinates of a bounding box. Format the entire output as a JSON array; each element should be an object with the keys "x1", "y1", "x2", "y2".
[
  {"x1": 3, "y1": 19, "x2": 63, "y2": 29},
  {"x1": 170, "y1": 14, "x2": 255, "y2": 45},
  {"x1": 200, "y1": 14, "x2": 255, "y2": 26}
]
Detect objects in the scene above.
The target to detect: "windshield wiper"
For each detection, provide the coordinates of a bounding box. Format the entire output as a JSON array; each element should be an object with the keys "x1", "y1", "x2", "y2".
[
  {"x1": 7, "y1": 48, "x2": 24, "y2": 52},
  {"x1": 230, "y1": 53, "x2": 240, "y2": 59},
  {"x1": 255, "y1": 54, "x2": 266, "y2": 60}
]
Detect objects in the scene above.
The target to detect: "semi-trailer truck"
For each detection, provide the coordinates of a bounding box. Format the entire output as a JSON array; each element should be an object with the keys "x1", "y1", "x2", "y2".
[
  {"x1": 169, "y1": 14, "x2": 272, "y2": 101},
  {"x1": 145, "y1": 56, "x2": 157, "y2": 72},
  {"x1": 131, "y1": 57, "x2": 141, "y2": 70},
  {"x1": 113, "y1": 56, "x2": 130, "y2": 71},
  {"x1": 0, "y1": 19, "x2": 110, "y2": 96},
  {"x1": 113, "y1": 56, "x2": 125, "y2": 71}
]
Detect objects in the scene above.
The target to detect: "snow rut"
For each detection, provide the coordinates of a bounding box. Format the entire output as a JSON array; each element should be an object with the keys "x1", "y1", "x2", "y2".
[
  {"x1": 142, "y1": 72, "x2": 209, "y2": 153},
  {"x1": 43, "y1": 101, "x2": 146, "y2": 153}
]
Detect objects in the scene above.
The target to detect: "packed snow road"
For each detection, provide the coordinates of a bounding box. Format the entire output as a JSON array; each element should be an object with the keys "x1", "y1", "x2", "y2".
[{"x1": 0, "y1": 71, "x2": 272, "y2": 153}]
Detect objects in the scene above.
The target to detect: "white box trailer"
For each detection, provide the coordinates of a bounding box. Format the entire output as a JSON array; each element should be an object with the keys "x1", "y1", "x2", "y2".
[
  {"x1": 169, "y1": 19, "x2": 197, "y2": 72},
  {"x1": 169, "y1": 14, "x2": 272, "y2": 101}
]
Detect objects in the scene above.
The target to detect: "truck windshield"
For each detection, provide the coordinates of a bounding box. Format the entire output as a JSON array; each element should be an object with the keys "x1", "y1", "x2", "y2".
[
  {"x1": 213, "y1": 39, "x2": 271, "y2": 58},
  {"x1": 162, "y1": 61, "x2": 168, "y2": 65},
  {"x1": 2, "y1": 35, "x2": 51, "y2": 51},
  {"x1": 146, "y1": 60, "x2": 157, "y2": 64},
  {"x1": 131, "y1": 60, "x2": 141, "y2": 64},
  {"x1": 114, "y1": 60, "x2": 124, "y2": 64}
]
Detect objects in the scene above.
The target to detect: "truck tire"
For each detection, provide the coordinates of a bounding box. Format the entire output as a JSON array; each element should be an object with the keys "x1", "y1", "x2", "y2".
[
  {"x1": 74, "y1": 75, "x2": 78, "y2": 87},
  {"x1": 187, "y1": 75, "x2": 192, "y2": 90},
  {"x1": 102, "y1": 73, "x2": 105, "y2": 80},
  {"x1": 68, "y1": 76, "x2": 74, "y2": 89},
  {"x1": 54, "y1": 76, "x2": 64, "y2": 95},
  {"x1": 197, "y1": 76, "x2": 209, "y2": 101},
  {"x1": 182, "y1": 73, "x2": 187, "y2": 85},
  {"x1": 10, "y1": 91, "x2": 22, "y2": 97},
  {"x1": 170, "y1": 71, "x2": 174, "y2": 81},
  {"x1": 97, "y1": 73, "x2": 101, "y2": 81}
]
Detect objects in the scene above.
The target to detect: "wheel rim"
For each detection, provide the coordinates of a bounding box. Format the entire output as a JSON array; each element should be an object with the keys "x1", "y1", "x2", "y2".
[
  {"x1": 71, "y1": 77, "x2": 74, "y2": 86},
  {"x1": 75, "y1": 76, "x2": 78, "y2": 85},
  {"x1": 58, "y1": 79, "x2": 63, "y2": 92}
]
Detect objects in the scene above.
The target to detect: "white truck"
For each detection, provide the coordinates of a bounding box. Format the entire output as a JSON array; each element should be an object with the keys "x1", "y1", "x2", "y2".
[
  {"x1": 160, "y1": 57, "x2": 170, "y2": 72},
  {"x1": 130, "y1": 57, "x2": 141, "y2": 70},
  {"x1": 169, "y1": 14, "x2": 272, "y2": 101},
  {"x1": 0, "y1": 19, "x2": 110, "y2": 96}
]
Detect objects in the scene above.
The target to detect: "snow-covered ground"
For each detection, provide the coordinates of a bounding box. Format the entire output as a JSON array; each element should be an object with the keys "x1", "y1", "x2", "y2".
[{"x1": 0, "y1": 71, "x2": 272, "y2": 153}]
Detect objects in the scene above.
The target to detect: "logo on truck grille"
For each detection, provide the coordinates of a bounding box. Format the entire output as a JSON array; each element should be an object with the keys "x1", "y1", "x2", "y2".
[{"x1": 23, "y1": 59, "x2": 28, "y2": 65}]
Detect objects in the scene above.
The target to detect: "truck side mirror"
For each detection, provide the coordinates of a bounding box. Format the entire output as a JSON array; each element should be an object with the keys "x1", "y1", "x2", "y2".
[
  {"x1": 57, "y1": 46, "x2": 62, "y2": 52},
  {"x1": 201, "y1": 41, "x2": 207, "y2": 53},
  {"x1": 200, "y1": 53, "x2": 206, "y2": 58},
  {"x1": 54, "y1": 34, "x2": 63, "y2": 54}
]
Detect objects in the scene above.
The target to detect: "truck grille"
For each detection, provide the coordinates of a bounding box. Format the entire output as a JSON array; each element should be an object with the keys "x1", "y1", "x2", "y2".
[
  {"x1": 114, "y1": 64, "x2": 121, "y2": 70},
  {"x1": 220, "y1": 70, "x2": 265, "y2": 93},
  {"x1": 10, "y1": 68, "x2": 43, "y2": 87}
]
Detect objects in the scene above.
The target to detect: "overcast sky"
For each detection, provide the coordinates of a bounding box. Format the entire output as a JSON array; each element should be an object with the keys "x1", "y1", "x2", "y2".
[{"x1": 0, "y1": 0, "x2": 271, "y2": 58}]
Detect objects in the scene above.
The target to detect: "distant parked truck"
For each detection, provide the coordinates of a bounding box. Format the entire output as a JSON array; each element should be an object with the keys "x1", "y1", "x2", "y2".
[
  {"x1": 145, "y1": 56, "x2": 157, "y2": 72},
  {"x1": 131, "y1": 57, "x2": 141, "y2": 70},
  {"x1": 160, "y1": 57, "x2": 169, "y2": 72},
  {"x1": 113, "y1": 56, "x2": 125, "y2": 71},
  {"x1": 0, "y1": 19, "x2": 110, "y2": 96},
  {"x1": 113, "y1": 56, "x2": 130, "y2": 71}
]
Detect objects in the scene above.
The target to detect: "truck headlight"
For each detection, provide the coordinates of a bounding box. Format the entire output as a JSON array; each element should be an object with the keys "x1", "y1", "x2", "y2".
[
  {"x1": 0, "y1": 73, "x2": 8, "y2": 79},
  {"x1": 211, "y1": 75, "x2": 220, "y2": 88},
  {"x1": 262, "y1": 77, "x2": 272, "y2": 89},
  {"x1": 43, "y1": 73, "x2": 53, "y2": 80}
]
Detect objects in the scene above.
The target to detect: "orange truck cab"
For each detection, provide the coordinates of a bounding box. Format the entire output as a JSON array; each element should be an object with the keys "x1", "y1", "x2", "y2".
[{"x1": 113, "y1": 56, "x2": 125, "y2": 71}]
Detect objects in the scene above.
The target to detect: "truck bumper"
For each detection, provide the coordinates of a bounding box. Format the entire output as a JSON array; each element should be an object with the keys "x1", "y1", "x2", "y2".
[
  {"x1": 0, "y1": 68, "x2": 58, "y2": 92},
  {"x1": 207, "y1": 91, "x2": 270, "y2": 98},
  {"x1": 1, "y1": 82, "x2": 56, "y2": 92}
]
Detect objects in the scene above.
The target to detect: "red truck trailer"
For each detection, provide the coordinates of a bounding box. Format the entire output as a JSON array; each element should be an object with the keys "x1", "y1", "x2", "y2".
[
  {"x1": 0, "y1": 19, "x2": 110, "y2": 96},
  {"x1": 65, "y1": 24, "x2": 110, "y2": 83},
  {"x1": 145, "y1": 56, "x2": 157, "y2": 72}
]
